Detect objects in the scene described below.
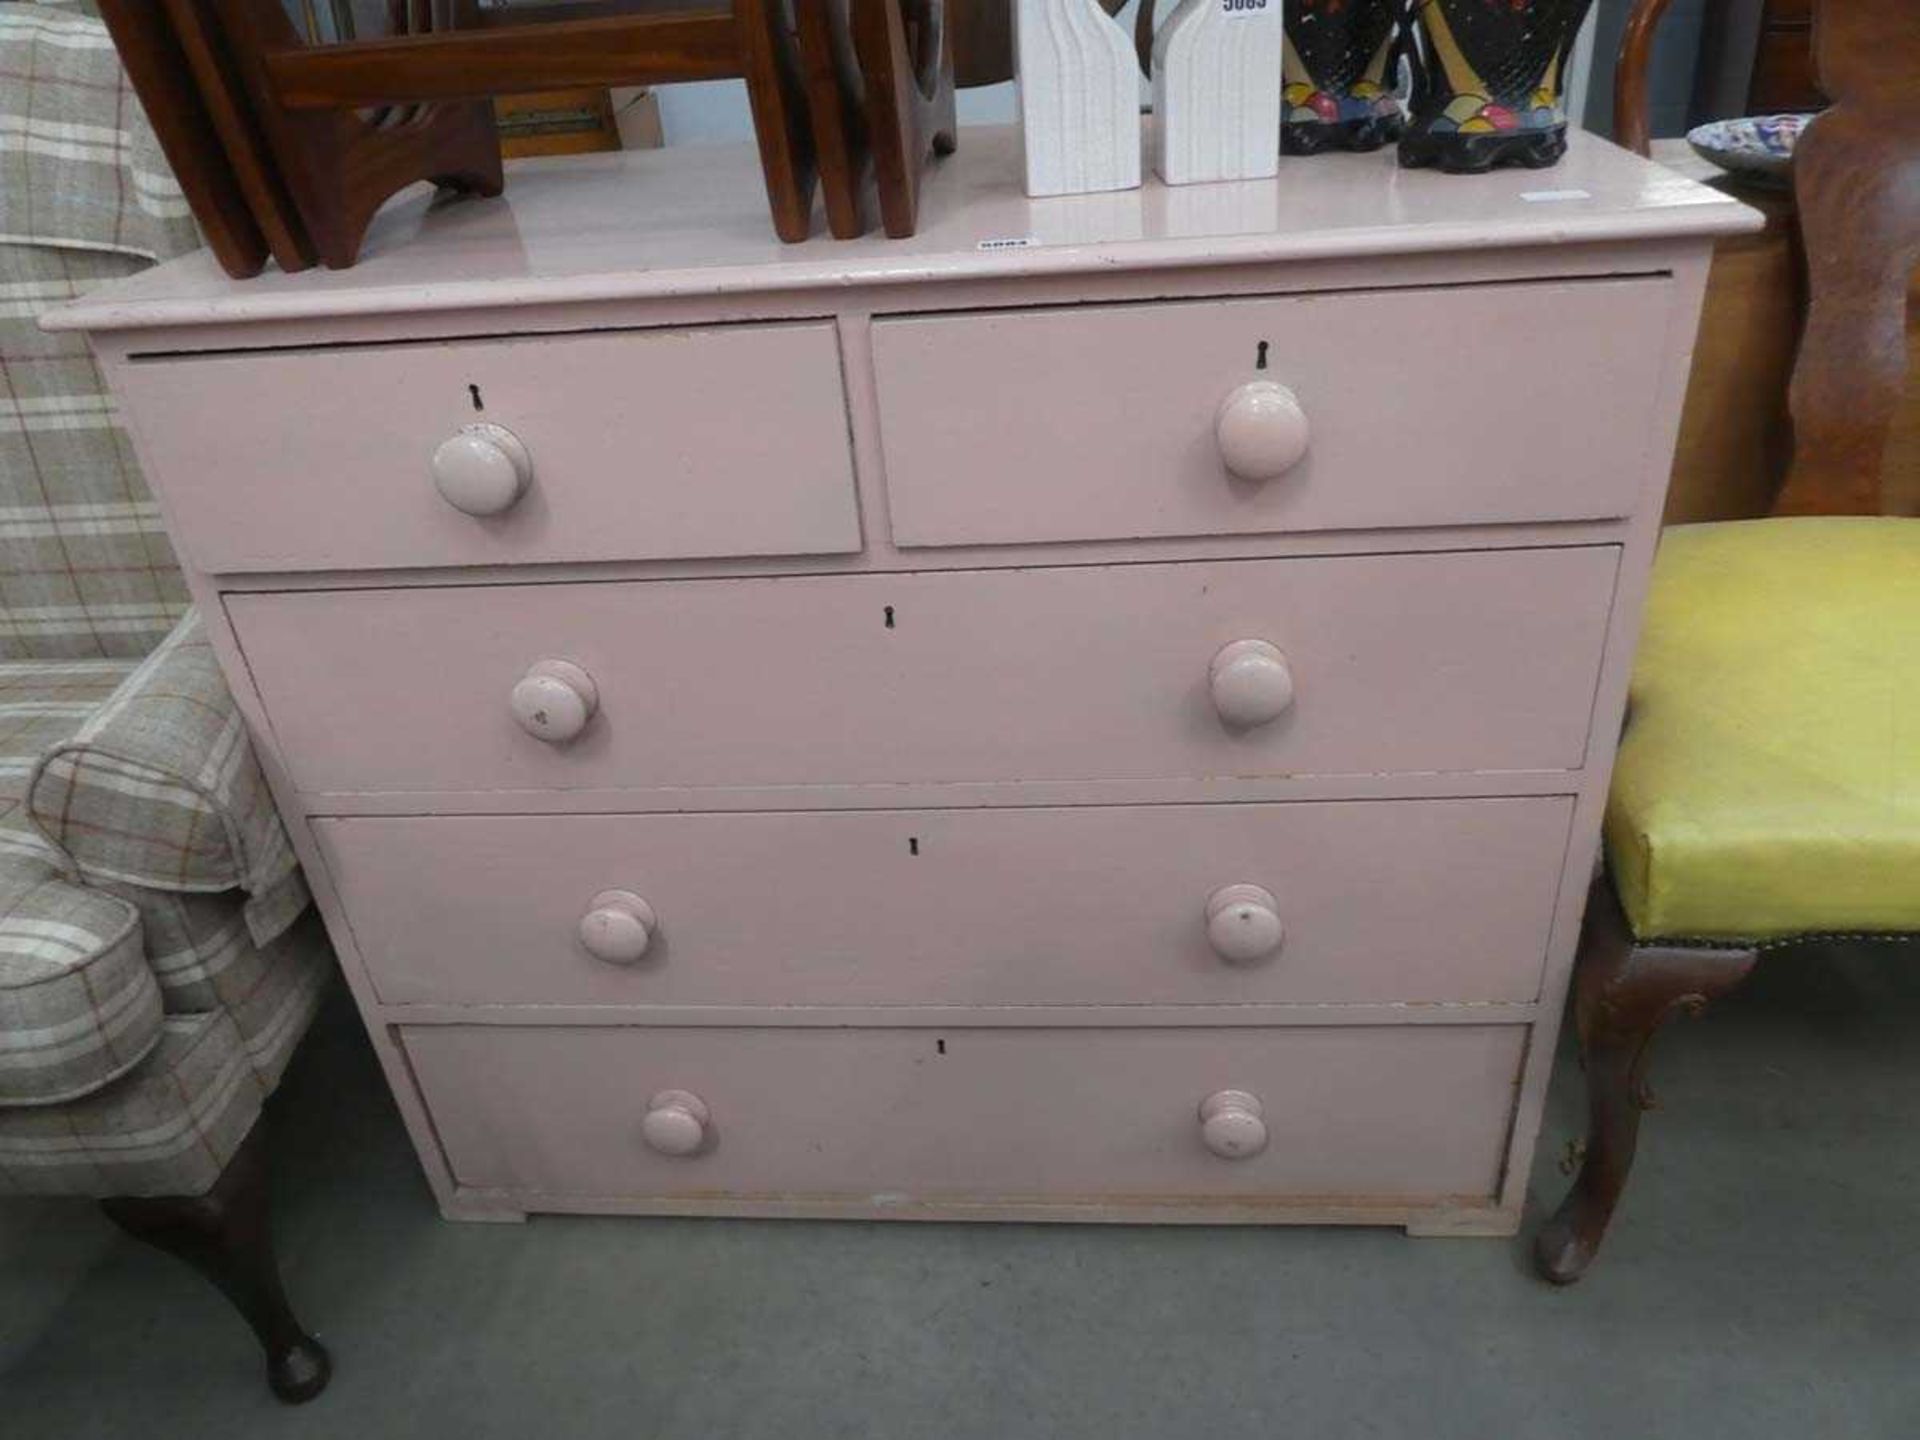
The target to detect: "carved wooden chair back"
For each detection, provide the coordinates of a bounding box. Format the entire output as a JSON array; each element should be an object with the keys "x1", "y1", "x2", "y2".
[{"x1": 1614, "y1": 0, "x2": 1919, "y2": 517}]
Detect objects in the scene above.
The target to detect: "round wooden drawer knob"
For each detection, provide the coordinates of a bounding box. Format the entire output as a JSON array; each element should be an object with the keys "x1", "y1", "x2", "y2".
[
  {"x1": 1205, "y1": 883, "x2": 1284, "y2": 965},
  {"x1": 1199, "y1": 1090, "x2": 1268, "y2": 1160},
  {"x1": 1215, "y1": 380, "x2": 1309, "y2": 482},
  {"x1": 642, "y1": 1089, "x2": 711, "y2": 1157},
  {"x1": 431, "y1": 422, "x2": 531, "y2": 516},
  {"x1": 510, "y1": 659, "x2": 598, "y2": 744},
  {"x1": 1209, "y1": 639, "x2": 1294, "y2": 727},
  {"x1": 579, "y1": 889, "x2": 657, "y2": 965}
]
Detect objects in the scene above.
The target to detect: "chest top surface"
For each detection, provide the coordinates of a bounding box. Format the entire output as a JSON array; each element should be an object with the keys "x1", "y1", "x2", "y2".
[{"x1": 48, "y1": 126, "x2": 1758, "y2": 336}]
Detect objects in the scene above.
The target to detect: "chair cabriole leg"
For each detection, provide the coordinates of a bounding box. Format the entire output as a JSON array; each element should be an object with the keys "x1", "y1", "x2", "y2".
[
  {"x1": 1534, "y1": 880, "x2": 1757, "y2": 1284},
  {"x1": 100, "y1": 1120, "x2": 331, "y2": 1402}
]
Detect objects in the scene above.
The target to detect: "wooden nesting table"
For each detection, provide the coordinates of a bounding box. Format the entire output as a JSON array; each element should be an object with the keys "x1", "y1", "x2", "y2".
[{"x1": 49, "y1": 129, "x2": 1756, "y2": 1232}]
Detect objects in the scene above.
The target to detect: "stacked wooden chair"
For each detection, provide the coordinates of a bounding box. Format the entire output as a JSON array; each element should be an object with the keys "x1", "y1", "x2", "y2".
[
  {"x1": 1534, "y1": 0, "x2": 1920, "y2": 1282},
  {"x1": 99, "y1": 0, "x2": 960, "y2": 276},
  {"x1": 96, "y1": 0, "x2": 501, "y2": 275},
  {"x1": 796, "y1": 0, "x2": 955, "y2": 238}
]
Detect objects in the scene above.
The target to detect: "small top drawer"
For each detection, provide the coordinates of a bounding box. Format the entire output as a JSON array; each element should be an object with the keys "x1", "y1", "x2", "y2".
[
  {"x1": 116, "y1": 321, "x2": 860, "y2": 573},
  {"x1": 871, "y1": 278, "x2": 1671, "y2": 548}
]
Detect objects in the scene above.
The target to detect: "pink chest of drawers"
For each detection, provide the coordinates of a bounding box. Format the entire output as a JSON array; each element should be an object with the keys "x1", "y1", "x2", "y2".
[{"x1": 52, "y1": 129, "x2": 1756, "y2": 1232}]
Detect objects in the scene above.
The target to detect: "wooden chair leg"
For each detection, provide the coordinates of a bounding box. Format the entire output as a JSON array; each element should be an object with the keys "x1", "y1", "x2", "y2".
[
  {"x1": 739, "y1": 0, "x2": 821, "y2": 242},
  {"x1": 101, "y1": 1120, "x2": 331, "y2": 1403},
  {"x1": 1533, "y1": 879, "x2": 1757, "y2": 1285}
]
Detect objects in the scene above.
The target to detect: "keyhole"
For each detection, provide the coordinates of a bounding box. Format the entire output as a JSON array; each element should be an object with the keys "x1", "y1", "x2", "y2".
[
  {"x1": 884, "y1": 606, "x2": 895, "y2": 629},
  {"x1": 908, "y1": 836, "x2": 919, "y2": 856},
  {"x1": 1255, "y1": 341, "x2": 1269, "y2": 371},
  {"x1": 468, "y1": 383, "x2": 484, "y2": 411},
  {"x1": 936, "y1": 1038, "x2": 946, "y2": 1055}
]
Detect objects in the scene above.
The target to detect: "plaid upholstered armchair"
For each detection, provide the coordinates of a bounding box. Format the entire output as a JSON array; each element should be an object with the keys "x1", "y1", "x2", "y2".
[{"x1": 0, "y1": 1, "x2": 334, "y2": 1402}]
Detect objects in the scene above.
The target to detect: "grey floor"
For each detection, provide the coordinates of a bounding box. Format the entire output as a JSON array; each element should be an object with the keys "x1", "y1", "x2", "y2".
[{"x1": 5, "y1": 947, "x2": 1919, "y2": 1440}]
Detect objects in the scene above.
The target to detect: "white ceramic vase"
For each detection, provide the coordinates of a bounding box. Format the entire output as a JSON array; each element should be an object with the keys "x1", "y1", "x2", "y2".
[
  {"x1": 1152, "y1": 0, "x2": 1285, "y2": 185},
  {"x1": 1015, "y1": 0, "x2": 1142, "y2": 197}
]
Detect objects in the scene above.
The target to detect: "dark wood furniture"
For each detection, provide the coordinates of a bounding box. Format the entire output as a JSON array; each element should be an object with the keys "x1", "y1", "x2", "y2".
[
  {"x1": 101, "y1": 1119, "x2": 330, "y2": 1403},
  {"x1": 160, "y1": 0, "x2": 321, "y2": 272},
  {"x1": 948, "y1": 0, "x2": 1124, "y2": 87},
  {"x1": 1617, "y1": 0, "x2": 1918, "y2": 521},
  {"x1": 92, "y1": 0, "x2": 270, "y2": 277},
  {"x1": 97, "y1": 0, "x2": 503, "y2": 276},
  {"x1": 205, "y1": 0, "x2": 505, "y2": 270},
  {"x1": 798, "y1": 0, "x2": 876, "y2": 238},
  {"x1": 798, "y1": 0, "x2": 955, "y2": 241},
  {"x1": 1613, "y1": 0, "x2": 1677, "y2": 158},
  {"x1": 1648, "y1": 143, "x2": 1800, "y2": 524},
  {"x1": 1748, "y1": 0, "x2": 1821, "y2": 112},
  {"x1": 852, "y1": 0, "x2": 955, "y2": 238},
  {"x1": 235, "y1": 0, "x2": 813, "y2": 254},
  {"x1": 495, "y1": 88, "x2": 629, "y2": 158},
  {"x1": 1617, "y1": 0, "x2": 1822, "y2": 157},
  {"x1": 1535, "y1": 0, "x2": 1920, "y2": 1284},
  {"x1": 1692, "y1": 0, "x2": 1821, "y2": 127},
  {"x1": 104, "y1": 0, "x2": 971, "y2": 272}
]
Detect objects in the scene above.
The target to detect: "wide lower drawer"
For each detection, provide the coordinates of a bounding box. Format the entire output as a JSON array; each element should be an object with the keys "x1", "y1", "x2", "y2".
[
  {"x1": 405, "y1": 1024, "x2": 1525, "y2": 1205},
  {"x1": 321, "y1": 797, "x2": 1573, "y2": 1007},
  {"x1": 871, "y1": 279, "x2": 1671, "y2": 547},
  {"x1": 116, "y1": 321, "x2": 860, "y2": 573},
  {"x1": 231, "y1": 547, "x2": 1617, "y2": 796}
]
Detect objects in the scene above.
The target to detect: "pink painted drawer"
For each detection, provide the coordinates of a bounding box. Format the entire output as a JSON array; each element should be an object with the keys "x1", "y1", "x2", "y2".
[
  {"x1": 229, "y1": 546, "x2": 1617, "y2": 796},
  {"x1": 404, "y1": 1023, "x2": 1525, "y2": 1205},
  {"x1": 320, "y1": 797, "x2": 1572, "y2": 1007},
  {"x1": 871, "y1": 279, "x2": 1671, "y2": 547},
  {"x1": 115, "y1": 322, "x2": 859, "y2": 573}
]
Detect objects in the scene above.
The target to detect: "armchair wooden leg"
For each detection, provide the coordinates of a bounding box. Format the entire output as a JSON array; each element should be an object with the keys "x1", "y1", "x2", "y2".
[
  {"x1": 1534, "y1": 880, "x2": 1757, "y2": 1285},
  {"x1": 101, "y1": 1120, "x2": 331, "y2": 1403}
]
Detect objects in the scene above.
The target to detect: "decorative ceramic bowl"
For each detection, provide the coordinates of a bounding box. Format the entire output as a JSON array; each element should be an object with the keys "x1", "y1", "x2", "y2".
[{"x1": 1685, "y1": 114, "x2": 1810, "y2": 187}]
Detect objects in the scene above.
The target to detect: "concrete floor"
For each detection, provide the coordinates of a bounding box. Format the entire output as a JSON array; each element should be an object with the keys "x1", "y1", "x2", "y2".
[{"x1": 5, "y1": 947, "x2": 1919, "y2": 1440}]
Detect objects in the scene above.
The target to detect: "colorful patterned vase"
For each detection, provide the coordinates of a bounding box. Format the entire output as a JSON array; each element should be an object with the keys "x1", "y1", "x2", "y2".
[
  {"x1": 1398, "y1": 0, "x2": 1594, "y2": 172},
  {"x1": 1282, "y1": 0, "x2": 1410, "y2": 155}
]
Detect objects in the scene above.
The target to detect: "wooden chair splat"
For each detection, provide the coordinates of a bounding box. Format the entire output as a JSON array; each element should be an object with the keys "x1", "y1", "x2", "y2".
[{"x1": 1777, "y1": 3, "x2": 1920, "y2": 515}]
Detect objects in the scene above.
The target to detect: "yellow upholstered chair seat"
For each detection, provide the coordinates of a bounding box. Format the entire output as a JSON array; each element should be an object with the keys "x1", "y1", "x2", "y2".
[{"x1": 1605, "y1": 517, "x2": 1920, "y2": 942}]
